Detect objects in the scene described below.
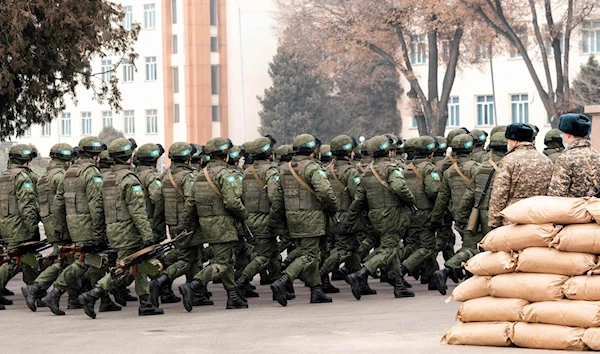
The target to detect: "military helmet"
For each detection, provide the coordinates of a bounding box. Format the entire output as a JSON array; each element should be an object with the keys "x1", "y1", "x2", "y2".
[
  {"x1": 446, "y1": 128, "x2": 468, "y2": 146},
  {"x1": 320, "y1": 144, "x2": 332, "y2": 158},
  {"x1": 135, "y1": 143, "x2": 164, "y2": 165},
  {"x1": 330, "y1": 135, "x2": 356, "y2": 156},
  {"x1": 169, "y1": 142, "x2": 193, "y2": 161},
  {"x1": 49, "y1": 143, "x2": 73, "y2": 161},
  {"x1": 205, "y1": 137, "x2": 233, "y2": 156},
  {"x1": 403, "y1": 137, "x2": 420, "y2": 154},
  {"x1": 98, "y1": 150, "x2": 114, "y2": 168},
  {"x1": 470, "y1": 129, "x2": 488, "y2": 147},
  {"x1": 384, "y1": 134, "x2": 399, "y2": 150},
  {"x1": 490, "y1": 125, "x2": 507, "y2": 136},
  {"x1": 416, "y1": 136, "x2": 437, "y2": 154},
  {"x1": 367, "y1": 135, "x2": 393, "y2": 157},
  {"x1": 544, "y1": 128, "x2": 563, "y2": 145},
  {"x1": 9, "y1": 144, "x2": 37, "y2": 162},
  {"x1": 489, "y1": 132, "x2": 508, "y2": 149},
  {"x1": 357, "y1": 143, "x2": 369, "y2": 156},
  {"x1": 276, "y1": 144, "x2": 293, "y2": 161},
  {"x1": 249, "y1": 137, "x2": 274, "y2": 159},
  {"x1": 527, "y1": 124, "x2": 540, "y2": 139},
  {"x1": 435, "y1": 136, "x2": 448, "y2": 151},
  {"x1": 292, "y1": 134, "x2": 318, "y2": 154},
  {"x1": 396, "y1": 138, "x2": 406, "y2": 154},
  {"x1": 108, "y1": 137, "x2": 135, "y2": 162},
  {"x1": 229, "y1": 145, "x2": 243, "y2": 163},
  {"x1": 189, "y1": 143, "x2": 203, "y2": 162},
  {"x1": 450, "y1": 133, "x2": 474, "y2": 153},
  {"x1": 78, "y1": 136, "x2": 105, "y2": 156}
]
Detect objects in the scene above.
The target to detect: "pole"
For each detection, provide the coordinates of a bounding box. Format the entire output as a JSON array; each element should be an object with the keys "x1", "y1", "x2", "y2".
[
  {"x1": 235, "y1": 0, "x2": 247, "y2": 142},
  {"x1": 489, "y1": 44, "x2": 498, "y2": 126}
]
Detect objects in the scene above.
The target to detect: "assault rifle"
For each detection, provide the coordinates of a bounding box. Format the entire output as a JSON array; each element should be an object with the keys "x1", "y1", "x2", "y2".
[
  {"x1": 242, "y1": 222, "x2": 255, "y2": 241},
  {"x1": 59, "y1": 241, "x2": 110, "y2": 267},
  {"x1": 0, "y1": 240, "x2": 52, "y2": 267},
  {"x1": 110, "y1": 231, "x2": 192, "y2": 279}
]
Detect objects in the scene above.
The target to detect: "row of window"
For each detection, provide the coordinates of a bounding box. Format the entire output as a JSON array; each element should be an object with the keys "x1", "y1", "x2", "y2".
[
  {"x1": 101, "y1": 57, "x2": 157, "y2": 82},
  {"x1": 122, "y1": 0, "x2": 218, "y2": 30},
  {"x1": 412, "y1": 94, "x2": 530, "y2": 128}
]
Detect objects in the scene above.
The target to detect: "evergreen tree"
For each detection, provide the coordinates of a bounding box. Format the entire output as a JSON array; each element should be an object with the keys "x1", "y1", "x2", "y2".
[
  {"x1": 572, "y1": 55, "x2": 600, "y2": 108},
  {"x1": 98, "y1": 126, "x2": 125, "y2": 146}
]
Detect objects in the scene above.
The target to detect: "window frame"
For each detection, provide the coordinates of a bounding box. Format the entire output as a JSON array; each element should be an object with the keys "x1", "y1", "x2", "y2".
[
  {"x1": 101, "y1": 59, "x2": 113, "y2": 82},
  {"x1": 476, "y1": 95, "x2": 495, "y2": 126},
  {"x1": 143, "y1": 3, "x2": 156, "y2": 29},
  {"x1": 146, "y1": 109, "x2": 158, "y2": 134},
  {"x1": 122, "y1": 59, "x2": 135, "y2": 83},
  {"x1": 145, "y1": 56, "x2": 157, "y2": 81},
  {"x1": 122, "y1": 5, "x2": 133, "y2": 30},
  {"x1": 410, "y1": 35, "x2": 427, "y2": 65},
  {"x1": 582, "y1": 20, "x2": 600, "y2": 54},
  {"x1": 102, "y1": 111, "x2": 113, "y2": 128},
  {"x1": 81, "y1": 112, "x2": 92, "y2": 136},
  {"x1": 511, "y1": 94, "x2": 529, "y2": 124},
  {"x1": 446, "y1": 97, "x2": 460, "y2": 127},
  {"x1": 60, "y1": 112, "x2": 71, "y2": 136},
  {"x1": 124, "y1": 110, "x2": 135, "y2": 134}
]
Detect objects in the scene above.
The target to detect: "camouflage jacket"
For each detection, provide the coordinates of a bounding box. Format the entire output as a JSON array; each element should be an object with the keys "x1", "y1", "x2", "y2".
[
  {"x1": 0, "y1": 164, "x2": 40, "y2": 246},
  {"x1": 488, "y1": 142, "x2": 552, "y2": 228},
  {"x1": 136, "y1": 165, "x2": 166, "y2": 241},
  {"x1": 548, "y1": 139, "x2": 600, "y2": 198},
  {"x1": 242, "y1": 160, "x2": 284, "y2": 238}
]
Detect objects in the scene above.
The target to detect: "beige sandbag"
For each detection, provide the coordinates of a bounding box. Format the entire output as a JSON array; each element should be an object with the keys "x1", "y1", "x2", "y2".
[
  {"x1": 586, "y1": 198, "x2": 600, "y2": 225},
  {"x1": 487, "y1": 273, "x2": 567, "y2": 302},
  {"x1": 584, "y1": 328, "x2": 600, "y2": 350},
  {"x1": 564, "y1": 276, "x2": 600, "y2": 301},
  {"x1": 501, "y1": 196, "x2": 592, "y2": 225},
  {"x1": 551, "y1": 223, "x2": 600, "y2": 253},
  {"x1": 456, "y1": 296, "x2": 528, "y2": 322},
  {"x1": 510, "y1": 323, "x2": 587, "y2": 351},
  {"x1": 448, "y1": 275, "x2": 490, "y2": 302},
  {"x1": 441, "y1": 322, "x2": 513, "y2": 347},
  {"x1": 479, "y1": 224, "x2": 561, "y2": 252},
  {"x1": 520, "y1": 300, "x2": 600, "y2": 327},
  {"x1": 516, "y1": 247, "x2": 597, "y2": 276},
  {"x1": 464, "y1": 251, "x2": 517, "y2": 276}
]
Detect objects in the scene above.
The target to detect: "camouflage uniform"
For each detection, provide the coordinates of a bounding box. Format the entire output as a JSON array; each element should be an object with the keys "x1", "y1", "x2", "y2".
[
  {"x1": 470, "y1": 129, "x2": 488, "y2": 162},
  {"x1": 543, "y1": 129, "x2": 565, "y2": 163},
  {"x1": 134, "y1": 144, "x2": 166, "y2": 243},
  {"x1": 431, "y1": 137, "x2": 454, "y2": 263},
  {"x1": 548, "y1": 139, "x2": 600, "y2": 197}
]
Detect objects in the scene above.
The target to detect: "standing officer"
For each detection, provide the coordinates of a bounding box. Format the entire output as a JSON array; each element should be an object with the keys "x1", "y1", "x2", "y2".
[
  {"x1": 543, "y1": 129, "x2": 565, "y2": 163},
  {"x1": 548, "y1": 114, "x2": 600, "y2": 197}
]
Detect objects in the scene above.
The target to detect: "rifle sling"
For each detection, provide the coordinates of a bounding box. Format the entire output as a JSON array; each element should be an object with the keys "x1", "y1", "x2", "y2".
[
  {"x1": 488, "y1": 152, "x2": 500, "y2": 172},
  {"x1": 168, "y1": 169, "x2": 185, "y2": 199},
  {"x1": 250, "y1": 165, "x2": 267, "y2": 190},
  {"x1": 474, "y1": 169, "x2": 496, "y2": 209},
  {"x1": 203, "y1": 167, "x2": 224, "y2": 199},
  {"x1": 369, "y1": 162, "x2": 392, "y2": 191},
  {"x1": 288, "y1": 162, "x2": 322, "y2": 202},
  {"x1": 447, "y1": 154, "x2": 470, "y2": 183},
  {"x1": 327, "y1": 163, "x2": 347, "y2": 191},
  {"x1": 408, "y1": 163, "x2": 424, "y2": 181}
]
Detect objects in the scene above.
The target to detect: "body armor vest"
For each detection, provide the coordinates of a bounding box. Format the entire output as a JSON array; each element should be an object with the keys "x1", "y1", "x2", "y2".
[
  {"x1": 433, "y1": 156, "x2": 452, "y2": 174},
  {"x1": 447, "y1": 159, "x2": 477, "y2": 212},
  {"x1": 137, "y1": 168, "x2": 156, "y2": 220},
  {"x1": 38, "y1": 168, "x2": 63, "y2": 219},
  {"x1": 162, "y1": 169, "x2": 190, "y2": 226},
  {"x1": 327, "y1": 162, "x2": 353, "y2": 212},
  {"x1": 63, "y1": 162, "x2": 97, "y2": 217},
  {"x1": 0, "y1": 168, "x2": 24, "y2": 217},
  {"x1": 194, "y1": 166, "x2": 231, "y2": 217},
  {"x1": 102, "y1": 169, "x2": 138, "y2": 225},
  {"x1": 281, "y1": 159, "x2": 322, "y2": 212},
  {"x1": 361, "y1": 161, "x2": 401, "y2": 210},
  {"x1": 242, "y1": 162, "x2": 271, "y2": 214},
  {"x1": 404, "y1": 160, "x2": 434, "y2": 210}
]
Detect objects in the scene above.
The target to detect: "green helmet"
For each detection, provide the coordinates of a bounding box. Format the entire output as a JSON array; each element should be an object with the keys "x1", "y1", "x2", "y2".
[
  {"x1": 489, "y1": 132, "x2": 508, "y2": 150},
  {"x1": 403, "y1": 137, "x2": 420, "y2": 154},
  {"x1": 470, "y1": 129, "x2": 488, "y2": 147},
  {"x1": 396, "y1": 139, "x2": 406, "y2": 154},
  {"x1": 228, "y1": 145, "x2": 243, "y2": 163},
  {"x1": 205, "y1": 137, "x2": 232, "y2": 156},
  {"x1": 385, "y1": 134, "x2": 399, "y2": 150},
  {"x1": 189, "y1": 143, "x2": 203, "y2": 162},
  {"x1": 436, "y1": 136, "x2": 448, "y2": 151},
  {"x1": 99, "y1": 150, "x2": 114, "y2": 168},
  {"x1": 416, "y1": 136, "x2": 437, "y2": 155},
  {"x1": 320, "y1": 144, "x2": 332, "y2": 159},
  {"x1": 249, "y1": 137, "x2": 274, "y2": 159},
  {"x1": 135, "y1": 143, "x2": 164, "y2": 165},
  {"x1": 276, "y1": 144, "x2": 293, "y2": 162},
  {"x1": 544, "y1": 128, "x2": 563, "y2": 145},
  {"x1": 169, "y1": 142, "x2": 193, "y2": 161},
  {"x1": 9, "y1": 144, "x2": 36, "y2": 162},
  {"x1": 78, "y1": 136, "x2": 105, "y2": 156},
  {"x1": 108, "y1": 137, "x2": 135, "y2": 163},
  {"x1": 527, "y1": 124, "x2": 540, "y2": 139},
  {"x1": 446, "y1": 128, "x2": 468, "y2": 146},
  {"x1": 450, "y1": 133, "x2": 474, "y2": 153},
  {"x1": 292, "y1": 134, "x2": 317, "y2": 154},
  {"x1": 49, "y1": 143, "x2": 74, "y2": 161},
  {"x1": 490, "y1": 125, "x2": 507, "y2": 136},
  {"x1": 330, "y1": 135, "x2": 356, "y2": 156},
  {"x1": 367, "y1": 135, "x2": 393, "y2": 157}
]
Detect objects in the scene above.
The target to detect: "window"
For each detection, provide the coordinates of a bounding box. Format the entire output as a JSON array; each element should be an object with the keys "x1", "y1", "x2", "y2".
[
  {"x1": 172, "y1": 34, "x2": 178, "y2": 54},
  {"x1": 212, "y1": 105, "x2": 220, "y2": 122},
  {"x1": 511, "y1": 94, "x2": 529, "y2": 123},
  {"x1": 61, "y1": 113, "x2": 71, "y2": 136},
  {"x1": 173, "y1": 67, "x2": 179, "y2": 93},
  {"x1": 211, "y1": 37, "x2": 218, "y2": 52},
  {"x1": 123, "y1": 59, "x2": 134, "y2": 82},
  {"x1": 145, "y1": 57, "x2": 157, "y2": 81},
  {"x1": 582, "y1": 21, "x2": 600, "y2": 54},
  {"x1": 174, "y1": 104, "x2": 180, "y2": 123},
  {"x1": 102, "y1": 111, "x2": 113, "y2": 128},
  {"x1": 410, "y1": 35, "x2": 426, "y2": 64},
  {"x1": 210, "y1": 0, "x2": 218, "y2": 26},
  {"x1": 42, "y1": 123, "x2": 51, "y2": 136},
  {"x1": 475, "y1": 45, "x2": 491, "y2": 61},
  {"x1": 172, "y1": 0, "x2": 178, "y2": 24},
  {"x1": 144, "y1": 4, "x2": 156, "y2": 29},
  {"x1": 411, "y1": 117, "x2": 418, "y2": 128},
  {"x1": 211, "y1": 65, "x2": 219, "y2": 95},
  {"x1": 146, "y1": 109, "x2": 158, "y2": 133},
  {"x1": 476, "y1": 96, "x2": 495, "y2": 126},
  {"x1": 124, "y1": 110, "x2": 135, "y2": 134},
  {"x1": 81, "y1": 112, "x2": 92, "y2": 135},
  {"x1": 447, "y1": 97, "x2": 460, "y2": 127},
  {"x1": 101, "y1": 60, "x2": 112, "y2": 82},
  {"x1": 122, "y1": 6, "x2": 133, "y2": 30},
  {"x1": 510, "y1": 27, "x2": 528, "y2": 58}
]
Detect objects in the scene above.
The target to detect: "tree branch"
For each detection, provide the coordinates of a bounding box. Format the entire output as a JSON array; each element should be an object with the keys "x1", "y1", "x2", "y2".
[{"x1": 529, "y1": 0, "x2": 556, "y2": 111}]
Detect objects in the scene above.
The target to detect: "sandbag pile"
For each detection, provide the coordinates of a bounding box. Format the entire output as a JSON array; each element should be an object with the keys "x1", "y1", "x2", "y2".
[{"x1": 442, "y1": 197, "x2": 600, "y2": 351}]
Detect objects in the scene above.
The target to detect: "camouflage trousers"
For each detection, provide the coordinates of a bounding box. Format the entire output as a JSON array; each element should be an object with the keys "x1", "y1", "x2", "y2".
[
  {"x1": 321, "y1": 233, "x2": 361, "y2": 274},
  {"x1": 436, "y1": 216, "x2": 455, "y2": 262},
  {"x1": 34, "y1": 243, "x2": 72, "y2": 290},
  {"x1": 364, "y1": 232, "x2": 403, "y2": 279},
  {"x1": 97, "y1": 248, "x2": 152, "y2": 296},
  {"x1": 53, "y1": 258, "x2": 106, "y2": 296},
  {"x1": 192, "y1": 241, "x2": 236, "y2": 291},
  {"x1": 161, "y1": 246, "x2": 202, "y2": 283},
  {"x1": 401, "y1": 210, "x2": 438, "y2": 275},
  {"x1": 233, "y1": 237, "x2": 252, "y2": 279},
  {"x1": 241, "y1": 238, "x2": 282, "y2": 281},
  {"x1": 445, "y1": 230, "x2": 484, "y2": 270},
  {"x1": 284, "y1": 237, "x2": 321, "y2": 287},
  {"x1": 0, "y1": 262, "x2": 38, "y2": 289}
]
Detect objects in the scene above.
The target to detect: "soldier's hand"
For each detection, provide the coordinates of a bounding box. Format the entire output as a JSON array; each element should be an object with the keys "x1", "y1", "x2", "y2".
[
  {"x1": 266, "y1": 225, "x2": 277, "y2": 238},
  {"x1": 338, "y1": 223, "x2": 351, "y2": 235},
  {"x1": 27, "y1": 229, "x2": 41, "y2": 242},
  {"x1": 454, "y1": 222, "x2": 466, "y2": 232},
  {"x1": 142, "y1": 239, "x2": 155, "y2": 248},
  {"x1": 54, "y1": 230, "x2": 64, "y2": 242}
]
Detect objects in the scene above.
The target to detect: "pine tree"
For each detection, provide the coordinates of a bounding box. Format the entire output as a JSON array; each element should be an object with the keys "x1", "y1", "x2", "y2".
[{"x1": 572, "y1": 55, "x2": 600, "y2": 108}]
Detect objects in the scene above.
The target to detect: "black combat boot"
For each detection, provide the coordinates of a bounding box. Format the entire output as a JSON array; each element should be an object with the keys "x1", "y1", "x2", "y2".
[
  {"x1": 179, "y1": 280, "x2": 202, "y2": 312},
  {"x1": 67, "y1": 293, "x2": 83, "y2": 309},
  {"x1": 244, "y1": 285, "x2": 259, "y2": 298},
  {"x1": 149, "y1": 274, "x2": 170, "y2": 307},
  {"x1": 79, "y1": 287, "x2": 106, "y2": 319},
  {"x1": 110, "y1": 288, "x2": 128, "y2": 306},
  {"x1": 434, "y1": 268, "x2": 451, "y2": 296},
  {"x1": 122, "y1": 287, "x2": 138, "y2": 301},
  {"x1": 310, "y1": 286, "x2": 332, "y2": 303},
  {"x1": 0, "y1": 294, "x2": 13, "y2": 305},
  {"x1": 394, "y1": 275, "x2": 415, "y2": 298},
  {"x1": 286, "y1": 279, "x2": 296, "y2": 300},
  {"x1": 270, "y1": 274, "x2": 290, "y2": 307},
  {"x1": 464, "y1": 270, "x2": 474, "y2": 280},
  {"x1": 191, "y1": 287, "x2": 214, "y2": 306},
  {"x1": 379, "y1": 267, "x2": 388, "y2": 283},
  {"x1": 226, "y1": 287, "x2": 248, "y2": 309},
  {"x1": 161, "y1": 285, "x2": 181, "y2": 304},
  {"x1": 331, "y1": 265, "x2": 351, "y2": 281},
  {"x1": 428, "y1": 278, "x2": 438, "y2": 291},
  {"x1": 420, "y1": 275, "x2": 431, "y2": 285},
  {"x1": 449, "y1": 268, "x2": 460, "y2": 283},
  {"x1": 319, "y1": 269, "x2": 340, "y2": 294},
  {"x1": 259, "y1": 269, "x2": 272, "y2": 285},
  {"x1": 138, "y1": 294, "x2": 164, "y2": 316},
  {"x1": 345, "y1": 267, "x2": 370, "y2": 300},
  {"x1": 359, "y1": 277, "x2": 377, "y2": 296},
  {"x1": 455, "y1": 268, "x2": 465, "y2": 282},
  {"x1": 280, "y1": 259, "x2": 291, "y2": 272},
  {"x1": 0, "y1": 304, "x2": 4, "y2": 310},
  {"x1": 0, "y1": 287, "x2": 14, "y2": 296},
  {"x1": 399, "y1": 266, "x2": 413, "y2": 288},
  {"x1": 22, "y1": 284, "x2": 42, "y2": 312},
  {"x1": 99, "y1": 295, "x2": 122, "y2": 312},
  {"x1": 42, "y1": 288, "x2": 65, "y2": 316}
]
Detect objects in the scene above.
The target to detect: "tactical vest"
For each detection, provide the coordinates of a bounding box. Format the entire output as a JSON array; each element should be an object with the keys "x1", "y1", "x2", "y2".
[
  {"x1": 327, "y1": 162, "x2": 353, "y2": 212},
  {"x1": 447, "y1": 159, "x2": 477, "y2": 210},
  {"x1": 0, "y1": 168, "x2": 24, "y2": 217},
  {"x1": 473, "y1": 164, "x2": 495, "y2": 212},
  {"x1": 63, "y1": 162, "x2": 97, "y2": 216},
  {"x1": 194, "y1": 166, "x2": 231, "y2": 217},
  {"x1": 102, "y1": 169, "x2": 139, "y2": 225},
  {"x1": 37, "y1": 168, "x2": 63, "y2": 219},
  {"x1": 137, "y1": 168, "x2": 156, "y2": 220},
  {"x1": 404, "y1": 160, "x2": 434, "y2": 210},
  {"x1": 242, "y1": 163, "x2": 271, "y2": 214},
  {"x1": 361, "y1": 161, "x2": 402, "y2": 210},
  {"x1": 433, "y1": 157, "x2": 452, "y2": 174},
  {"x1": 162, "y1": 169, "x2": 190, "y2": 226},
  {"x1": 281, "y1": 159, "x2": 322, "y2": 212}
]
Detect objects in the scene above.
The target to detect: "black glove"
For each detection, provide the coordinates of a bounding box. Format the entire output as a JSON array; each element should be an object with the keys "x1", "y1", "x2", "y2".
[
  {"x1": 153, "y1": 231, "x2": 167, "y2": 244},
  {"x1": 142, "y1": 239, "x2": 155, "y2": 248},
  {"x1": 454, "y1": 222, "x2": 466, "y2": 231},
  {"x1": 338, "y1": 223, "x2": 351, "y2": 235},
  {"x1": 266, "y1": 224, "x2": 277, "y2": 237},
  {"x1": 54, "y1": 230, "x2": 64, "y2": 242},
  {"x1": 28, "y1": 228, "x2": 41, "y2": 242}
]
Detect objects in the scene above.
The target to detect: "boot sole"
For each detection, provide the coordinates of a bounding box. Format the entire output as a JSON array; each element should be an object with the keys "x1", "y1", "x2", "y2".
[
  {"x1": 310, "y1": 299, "x2": 333, "y2": 303},
  {"x1": 42, "y1": 295, "x2": 65, "y2": 316},
  {"x1": 21, "y1": 287, "x2": 37, "y2": 312},
  {"x1": 139, "y1": 309, "x2": 164, "y2": 316},
  {"x1": 345, "y1": 275, "x2": 362, "y2": 301},
  {"x1": 78, "y1": 295, "x2": 96, "y2": 319},
  {"x1": 322, "y1": 288, "x2": 340, "y2": 294},
  {"x1": 360, "y1": 290, "x2": 377, "y2": 296},
  {"x1": 160, "y1": 297, "x2": 182, "y2": 304},
  {"x1": 178, "y1": 285, "x2": 193, "y2": 313},
  {"x1": 99, "y1": 306, "x2": 122, "y2": 312},
  {"x1": 394, "y1": 292, "x2": 415, "y2": 298},
  {"x1": 434, "y1": 272, "x2": 448, "y2": 296}
]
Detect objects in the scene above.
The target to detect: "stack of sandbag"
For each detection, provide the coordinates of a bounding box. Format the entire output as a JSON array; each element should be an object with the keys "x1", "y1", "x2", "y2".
[{"x1": 442, "y1": 196, "x2": 600, "y2": 351}]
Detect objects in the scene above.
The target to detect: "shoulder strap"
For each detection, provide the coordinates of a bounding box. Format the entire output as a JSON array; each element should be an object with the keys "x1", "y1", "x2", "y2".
[
  {"x1": 488, "y1": 154, "x2": 500, "y2": 172},
  {"x1": 408, "y1": 163, "x2": 424, "y2": 181},
  {"x1": 474, "y1": 169, "x2": 496, "y2": 209},
  {"x1": 356, "y1": 163, "x2": 365, "y2": 173},
  {"x1": 327, "y1": 163, "x2": 347, "y2": 191},
  {"x1": 168, "y1": 169, "x2": 185, "y2": 198},
  {"x1": 369, "y1": 162, "x2": 392, "y2": 191},
  {"x1": 250, "y1": 165, "x2": 267, "y2": 190},
  {"x1": 447, "y1": 154, "x2": 470, "y2": 183},
  {"x1": 203, "y1": 167, "x2": 224, "y2": 199},
  {"x1": 288, "y1": 162, "x2": 322, "y2": 202},
  {"x1": 582, "y1": 154, "x2": 599, "y2": 188}
]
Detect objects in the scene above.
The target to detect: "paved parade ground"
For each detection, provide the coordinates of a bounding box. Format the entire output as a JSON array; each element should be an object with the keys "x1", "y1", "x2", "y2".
[{"x1": 2, "y1": 274, "x2": 567, "y2": 354}]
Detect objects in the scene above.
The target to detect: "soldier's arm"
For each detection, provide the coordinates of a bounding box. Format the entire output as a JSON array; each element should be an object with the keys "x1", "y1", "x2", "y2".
[
  {"x1": 148, "y1": 177, "x2": 166, "y2": 238},
  {"x1": 456, "y1": 175, "x2": 477, "y2": 224},
  {"x1": 52, "y1": 178, "x2": 67, "y2": 234},
  {"x1": 344, "y1": 183, "x2": 367, "y2": 225},
  {"x1": 547, "y1": 154, "x2": 570, "y2": 197},
  {"x1": 220, "y1": 170, "x2": 248, "y2": 220},
  {"x1": 345, "y1": 167, "x2": 361, "y2": 198},
  {"x1": 125, "y1": 177, "x2": 154, "y2": 242},
  {"x1": 179, "y1": 175, "x2": 197, "y2": 232},
  {"x1": 16, "y1": 174, "x2": 39, "y2": 233},
  {"x1": 266, "y1": 168, "x2": 284, "y2": 230},
  {"x1": 51, "y1": 172, "x2": 70, "y2": 236},
  {"x1": 84, "y1": 169, "x2": 106, "y2": 242},
  {"x1": 308, "y1": 164, "x2": 338, "y2": 213},
  {"x1": 387, "y1": 166, "x2": 415, "y2": 206},
  {"x1": 488, "y1": 161, "x2": 512, "y2": 228},
  {"x1": 423, "y1": 164, "x2": 441, "y2": 200},
  {"x1": 431, "y1": 171, "x2": 451, "y2": 221}
]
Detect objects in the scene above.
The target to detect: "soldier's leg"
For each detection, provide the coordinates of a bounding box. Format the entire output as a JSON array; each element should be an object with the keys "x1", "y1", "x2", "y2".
[
  {"x1": 401, "y1": 211, "x2": 436, "y2": 277},
  {"x1": 42, "y1": 260, "x2": 89, "y2": 315},
  {"x1": 321, "y1": 234, "x2": 356, "y2": 275},
  {"x1": 0, "y1": 263, "x2": 21, "y2": 305},
  {"x1": 240, "y1": 238, "x2": 272, "y2": 280},
  {"x1": 234, "y1": 237, "x2": 252, "y2": 280},
  {"x1": 435, "y1": 230, "x2": 483, "y2": 296}
]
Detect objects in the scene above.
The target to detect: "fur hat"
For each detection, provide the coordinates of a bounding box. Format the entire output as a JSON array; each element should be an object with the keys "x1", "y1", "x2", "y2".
[
  {"x1": 558, "y1": 113, "x2": 591, "y2": 137},
  {"x1": 505, "y1": 123, "x2": 534, "y2": 142}
]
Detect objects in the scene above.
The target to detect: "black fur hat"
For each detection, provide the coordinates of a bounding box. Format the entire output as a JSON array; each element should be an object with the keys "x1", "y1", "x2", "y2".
[
  {"x1": 559, "y1": 113, "x2": 591, "y2": 137},
  {"x1": 505, "y1": 123, "x2": 534, "y2": 142}
]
